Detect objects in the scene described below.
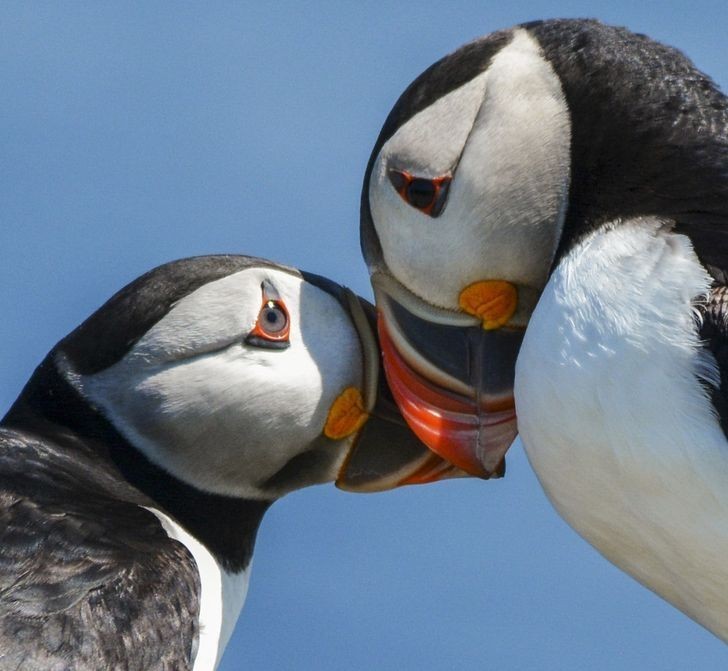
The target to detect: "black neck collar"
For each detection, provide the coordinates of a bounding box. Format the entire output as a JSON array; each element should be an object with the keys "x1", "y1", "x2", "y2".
[{"x1": 3, "y1": 353, "x2": 271, "y2": 573}]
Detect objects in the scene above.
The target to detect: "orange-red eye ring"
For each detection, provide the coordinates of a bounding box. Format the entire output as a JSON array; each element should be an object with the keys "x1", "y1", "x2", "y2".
[
  {"x1": 250, "y1": 299, "x2": 290, "y2": 342},
  {"x1": 388, "y1": 169, "x2": 452, "y2": 217},
  {"x1": 245, "y1": 297, "x2": 291, "y2": 350}
]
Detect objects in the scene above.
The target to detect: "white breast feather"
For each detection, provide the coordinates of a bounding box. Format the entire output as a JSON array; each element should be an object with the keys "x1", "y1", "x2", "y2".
[
  {"x1": 144, "y1": 507, "x2": 251, "y2": 671},
  {"x1": 515, "y1": 218, "x2": 728, "y2": 639}
]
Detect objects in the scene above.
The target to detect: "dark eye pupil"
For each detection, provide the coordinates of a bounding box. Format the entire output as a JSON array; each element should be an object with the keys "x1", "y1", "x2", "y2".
[
  {"x1": 389, "y1": 169, "x2": 451, "y2": 217},
  {"x1": 261, "y1": 302, "x2": 287, "y2": 334},
  {"x1": 406, "y1": 178, "x2": 436, "y2": 209}
]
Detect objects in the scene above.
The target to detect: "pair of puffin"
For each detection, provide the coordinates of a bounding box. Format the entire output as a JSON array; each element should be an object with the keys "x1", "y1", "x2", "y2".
[
  {"x1": 363, "y1": 19, "x2": 728, "y2": 642},
  {"x1": 0, "y1": 255, "x2": 461, "y2": 669}
]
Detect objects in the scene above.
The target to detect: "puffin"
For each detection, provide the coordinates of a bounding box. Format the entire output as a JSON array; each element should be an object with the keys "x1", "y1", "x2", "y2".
[
  {"x1": 0, "y1": 254, "x2": 461, "y2": 670},
  {"x1": 361, "y1": 19, "x2": 728, "y2": 640}
]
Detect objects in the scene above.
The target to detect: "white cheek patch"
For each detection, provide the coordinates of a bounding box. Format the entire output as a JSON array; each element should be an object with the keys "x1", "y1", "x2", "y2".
[
  {"x1": 370, "y1": 29, "x2": 571, "y2": 310},
  {"x1": 127, "y1": 269, "x2": 265, "y2": 363},
  {"x1": 79, "y1": 269, "x2": 364, "y2": 499}
]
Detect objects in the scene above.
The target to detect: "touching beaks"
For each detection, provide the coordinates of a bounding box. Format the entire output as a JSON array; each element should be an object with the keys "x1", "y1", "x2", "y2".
[{"x1": 332, "y1": 289, "x2": 471, "y2": 492}]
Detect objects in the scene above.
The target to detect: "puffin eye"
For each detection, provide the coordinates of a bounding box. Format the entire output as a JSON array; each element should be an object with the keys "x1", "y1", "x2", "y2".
[
  {"x1": 388, "y1": 169, "x2": 451, "y2": 218},
  {"x1": 260, "y1": 302, "x2": 287, "y2": 335},
  {"x1": 245, "y1": 299, "x2": 290, "y2": 350}
]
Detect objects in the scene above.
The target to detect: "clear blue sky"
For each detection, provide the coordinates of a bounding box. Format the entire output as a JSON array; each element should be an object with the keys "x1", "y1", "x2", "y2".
[{"x1": 3, "y1": 2, "x2": 728, "y2": 669}]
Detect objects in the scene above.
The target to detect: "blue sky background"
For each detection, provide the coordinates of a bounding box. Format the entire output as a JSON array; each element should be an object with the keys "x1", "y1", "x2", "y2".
[{"x1": 3, "y1": 2, "x2": 728, "y2": 669}]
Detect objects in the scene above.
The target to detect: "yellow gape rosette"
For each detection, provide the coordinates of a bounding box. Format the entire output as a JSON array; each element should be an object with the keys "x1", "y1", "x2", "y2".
[
  {"x1": 324, "y1": 387, "x2": 369, "y2": 440},
  {"x1": 458, "y1": 280, "x2": 518, "y2": 330}
]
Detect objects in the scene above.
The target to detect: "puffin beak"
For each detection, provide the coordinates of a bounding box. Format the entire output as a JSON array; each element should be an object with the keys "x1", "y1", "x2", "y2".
[
  {"x1": 367, "y1": 272, "x2": 525, "y2": 479},
  {"x1": 333, "y1": 289, "x2": 471, "y2": 492}
]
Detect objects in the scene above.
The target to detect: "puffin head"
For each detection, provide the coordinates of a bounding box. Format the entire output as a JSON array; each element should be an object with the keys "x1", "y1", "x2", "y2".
[
  {"x1": 361, "y1": 19, "x2": 728, "y2": 476},
  {"x1": 42, "y1": 255, "x2": 463, "y2": 500}
]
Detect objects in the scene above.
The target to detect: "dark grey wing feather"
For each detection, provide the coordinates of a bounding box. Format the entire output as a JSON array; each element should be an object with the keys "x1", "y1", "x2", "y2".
[
  {"x1": 0, "y1": 429, "x2": 200, "y2": 671},
  {"x1": 698, "y1": 284, "x2": 728, "y2": 436}
]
